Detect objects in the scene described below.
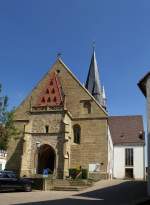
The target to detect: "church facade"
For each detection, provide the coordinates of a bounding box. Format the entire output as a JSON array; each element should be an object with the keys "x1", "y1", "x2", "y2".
[
  {"x1": 6, "y1": 51, "x2": 108, "y2": 179},
  {"x1": 6, "y1": 50, "x2": 145, "y2": 180}
]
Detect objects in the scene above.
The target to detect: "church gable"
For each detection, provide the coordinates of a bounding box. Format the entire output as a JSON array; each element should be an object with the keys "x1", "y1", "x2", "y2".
[{"x1": 14, "y1": 58, "x2": 107, "y2": 120}]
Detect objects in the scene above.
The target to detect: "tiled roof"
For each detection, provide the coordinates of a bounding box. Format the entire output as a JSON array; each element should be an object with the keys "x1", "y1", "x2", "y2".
[{"x1": 108, "y1": 115, "x2": 145, "y2": 145}]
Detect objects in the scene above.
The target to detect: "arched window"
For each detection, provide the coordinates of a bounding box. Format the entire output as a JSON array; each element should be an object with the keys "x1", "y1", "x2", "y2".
[
  {"x1": 83, "y1": 101, "x2": 91, "y2": 114},
  {"x1": 73, "y1": 124, "x2": 81, "y2": 144}
]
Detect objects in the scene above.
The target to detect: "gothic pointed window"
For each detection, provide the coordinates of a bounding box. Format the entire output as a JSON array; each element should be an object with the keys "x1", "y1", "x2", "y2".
[
  {"x1": 47, "y1": 97, "x2": 51, "y2": 103},
  {"x1": 41, "y1": 97, "x2": 45, "y2": 103},
  {"x1": 51, "y1": 88, "x2": 55, "y2": 94},
  {"x1": 53, "y1": 96, "x2": 57, "y2": 102},
  {"x1": 50, "y1": 80, "x2": 53, "y2": 85},
  {"x1": 46, "y1": 89, "x2": 49, "y2": 94},
  {"x1": 83, "y1": 101, "x2": 91, "y2": 114},
  {"x1": 73, "y1": 124, "x2": 81, "y2": 144}
]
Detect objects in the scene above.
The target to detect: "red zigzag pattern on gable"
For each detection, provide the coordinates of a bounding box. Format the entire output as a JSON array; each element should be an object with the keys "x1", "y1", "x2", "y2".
[{"x1": 36, "y1": 72, "x2": 64, "y2": 107}]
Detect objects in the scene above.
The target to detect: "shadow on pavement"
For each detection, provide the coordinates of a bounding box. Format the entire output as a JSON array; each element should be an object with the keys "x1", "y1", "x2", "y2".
[{"x1": 13, "y1": 181, "x2": 147, "y2": 205}]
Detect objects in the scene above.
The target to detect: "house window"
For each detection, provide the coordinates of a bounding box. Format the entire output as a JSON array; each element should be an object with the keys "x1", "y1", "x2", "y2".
[
  {"x1": 73, "y1": 124, "x2": 81, "y2": 144},
  {"x1": 125, "y1": 148, "x2": 133, "y2": 166},
  {"x1": 45, "y1": 125, "x2": 49, "y2": 133}
]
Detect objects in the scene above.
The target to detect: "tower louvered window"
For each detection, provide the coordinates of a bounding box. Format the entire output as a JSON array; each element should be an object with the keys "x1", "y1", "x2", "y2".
[{"x1": 73, "y1": 124, "x2": 81, "y2": 144}]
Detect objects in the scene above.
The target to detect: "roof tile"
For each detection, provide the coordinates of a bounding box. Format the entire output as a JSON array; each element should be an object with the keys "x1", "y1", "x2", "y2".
[{"x1": 108, "y1": 115, "x2": 145, "y2": 145}]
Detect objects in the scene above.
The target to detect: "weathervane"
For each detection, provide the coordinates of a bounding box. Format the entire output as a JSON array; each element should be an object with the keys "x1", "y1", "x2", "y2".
[{"x1": 57, "y1": 52, "x2": 62, "y2": 58}]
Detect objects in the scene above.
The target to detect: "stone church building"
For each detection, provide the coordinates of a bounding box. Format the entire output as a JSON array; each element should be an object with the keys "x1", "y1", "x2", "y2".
[
  {"x1": 6, "y1": 50, "x2": 145, "y2": 180},
  {"x1": 6, "y1": 50, "x2": 108, "y2": 179}
]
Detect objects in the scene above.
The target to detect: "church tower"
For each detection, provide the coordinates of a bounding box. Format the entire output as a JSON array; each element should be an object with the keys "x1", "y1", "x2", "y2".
[{"x1": 85, "y1": 48, "x2": 106, "y2": 108}]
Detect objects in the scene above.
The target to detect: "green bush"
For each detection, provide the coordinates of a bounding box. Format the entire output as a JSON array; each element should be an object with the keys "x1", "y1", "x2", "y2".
[
  {"x1": 69, "y1": 168, "x2": 88, "y2": 179},
  {"x1": 69, "y1": 168, "x2": 80, "y2": 179},
  {"x1": 82, "y1": 169, "x2": 88, "y2": 179}
]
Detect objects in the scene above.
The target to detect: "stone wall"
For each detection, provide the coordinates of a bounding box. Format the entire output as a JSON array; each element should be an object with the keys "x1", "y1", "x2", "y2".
[{"x1": 70, "y1": 119, "x2": 108, "y2": 173}]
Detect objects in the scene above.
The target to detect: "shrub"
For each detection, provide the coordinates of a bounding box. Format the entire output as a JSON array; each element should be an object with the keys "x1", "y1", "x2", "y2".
[
  {"x1": 69, "y1": 168, "x2": 80, "y2": 179},
  {"x1": 82, "y1": 169, "x2": 88, "y2": 179},
  {"x1": 69, "y1": 168, "x2": 88, "y2": 179}
]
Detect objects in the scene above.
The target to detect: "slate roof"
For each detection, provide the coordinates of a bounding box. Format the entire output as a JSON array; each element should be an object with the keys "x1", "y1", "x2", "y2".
[
  {"x1": 108, "y1": 115, "x2": 145, "y2": 145},
  {"x1": 138, "y1": 72, "x2": 150, "y2": 97},
  {"x1": 85, "y1": 50, "x2": 103, "y2": 105}
]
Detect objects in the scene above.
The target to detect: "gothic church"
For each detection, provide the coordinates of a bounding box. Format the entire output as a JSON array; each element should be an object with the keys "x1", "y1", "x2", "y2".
[{"x1": 6, "y1": 49, "x2": 109, "y2": 179}]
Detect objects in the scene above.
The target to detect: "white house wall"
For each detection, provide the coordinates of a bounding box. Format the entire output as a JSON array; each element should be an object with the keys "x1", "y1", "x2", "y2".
[
  {"x1": 0, "y1": 158, "x2": 6, "y2": 170},
  {"x1": 107, "y1": 127, "x2": 113, "y2": 178},
  {"x1": 134, "y1": 146, "x2": 145, "y2": 179},
  {"x1": 113, "y1": 146, "x2": 125, "y2": 178},
  {"x1": 113, "y1": 146, "x2": 145, "y2": 179}
]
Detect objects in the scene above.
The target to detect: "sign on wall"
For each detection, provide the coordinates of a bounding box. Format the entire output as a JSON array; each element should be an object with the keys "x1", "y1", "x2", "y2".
[{"x1": 89, "y1": 163, "x2": 100, "y2": 172}]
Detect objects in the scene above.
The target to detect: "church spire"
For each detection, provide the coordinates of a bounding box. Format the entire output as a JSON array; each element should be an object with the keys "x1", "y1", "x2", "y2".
[
  {"x1": 85, "y1": 48, "x2": 103, "y2": 105},
  {"x1": 102, "y1": 86, "x2": 107, "y2": 108}
]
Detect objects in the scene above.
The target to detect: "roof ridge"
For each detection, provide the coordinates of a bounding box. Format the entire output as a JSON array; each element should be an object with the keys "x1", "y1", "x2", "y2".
[{"x1": 109, "y1": 115, "x2": 142, "y2": 118}]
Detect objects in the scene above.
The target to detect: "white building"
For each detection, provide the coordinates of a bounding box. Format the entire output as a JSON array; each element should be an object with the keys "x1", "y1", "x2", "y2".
[
  {"x1": 108, "y1": 116, "x2": 145, "y2": 180},
  {"x1": 0, "y1": 150, "x2": 7, "y2": 170},
  {"x1": 138, "y1": 73, "x2": 150, "y2": 195}
]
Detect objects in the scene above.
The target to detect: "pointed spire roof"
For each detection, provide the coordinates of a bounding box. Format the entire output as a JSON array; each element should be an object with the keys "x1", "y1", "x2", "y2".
[
  {"x1": 85, "y1": 48, "x2": 103, "y2": 105},
  {"x1": 102, "y1": 86, "x2": 106, "y2": 100},
  {"x1": 102, "y1": 86, "x2": 107, "y2": 108}
]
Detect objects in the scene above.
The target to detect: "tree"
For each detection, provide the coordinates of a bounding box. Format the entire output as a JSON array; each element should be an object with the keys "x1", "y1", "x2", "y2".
[
  {"x1": 0, "y1": 84, "x2": 19, "y2": 150},
  {"x1": 0, "y1": 84, "x2": 8, "y2": 124}
]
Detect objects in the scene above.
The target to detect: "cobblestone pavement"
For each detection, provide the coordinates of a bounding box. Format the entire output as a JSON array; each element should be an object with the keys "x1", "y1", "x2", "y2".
[{"x1": 0, "y1": 180, "x2": 147, "y2": 205}]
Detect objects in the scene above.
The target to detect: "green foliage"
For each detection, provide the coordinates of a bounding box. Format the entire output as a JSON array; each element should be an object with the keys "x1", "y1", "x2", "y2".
[
  {"x1": 69, "y1": 168, "x2": 88, "y2": 179},
  {"x1": 69, "y1": 169, "x2": 80, "y2": 179},
  {"x1": 0, "y1": 83, "x2": 19, "y2": 150},
  {"x1": 0, "y1": 109, "x2": 19, "y2": 150},
  {"x1": 81, "y1": 169, "x2": 88, "y2": 179},
  {"x1": 0, "y1": 83, "x2": 8, "y2": 124},
  {"x1": 0, "y1": 125, "x2": 7, "y2": 150}
]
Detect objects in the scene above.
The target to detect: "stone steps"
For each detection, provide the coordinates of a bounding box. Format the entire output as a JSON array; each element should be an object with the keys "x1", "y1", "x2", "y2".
[
  {"x1": 44, "y1": 179, "x2": 93, "y2": 191},
  {"x1": 53, "y1": 185, "x2": 87, "y2": 191}
]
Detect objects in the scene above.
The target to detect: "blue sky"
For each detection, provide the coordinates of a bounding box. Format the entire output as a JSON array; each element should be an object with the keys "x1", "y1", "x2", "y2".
[{"x1": 0, "y1": 0, "x2": 150, "y2": 121}]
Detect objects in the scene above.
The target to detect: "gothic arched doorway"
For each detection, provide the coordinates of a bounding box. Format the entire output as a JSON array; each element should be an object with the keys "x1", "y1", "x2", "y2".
[{"x1": 37, "y1": 144, "x2": 56, "y2": 174}]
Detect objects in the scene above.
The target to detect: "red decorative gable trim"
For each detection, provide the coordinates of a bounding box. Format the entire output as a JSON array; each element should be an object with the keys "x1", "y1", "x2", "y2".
[{"x1": 36, "y1": 72, "x2": 64, "y2": 107}]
